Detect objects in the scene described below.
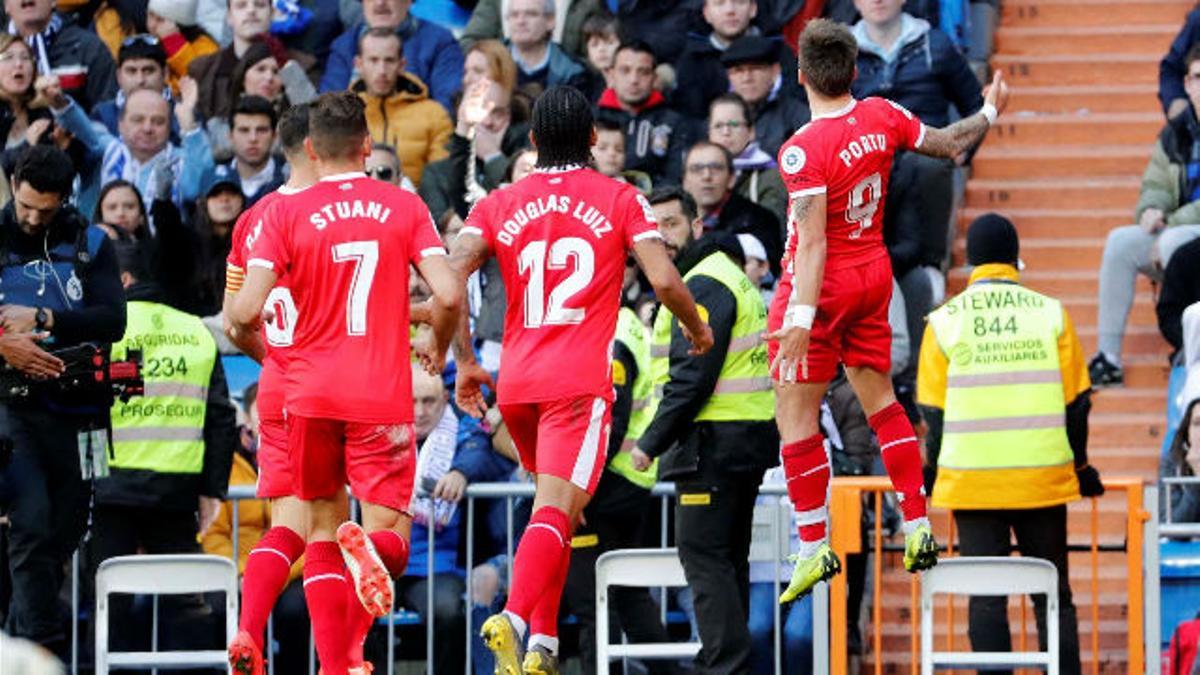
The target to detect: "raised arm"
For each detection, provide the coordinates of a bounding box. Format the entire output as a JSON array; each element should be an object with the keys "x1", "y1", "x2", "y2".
[
  {"x1": 918, "y1": 70, "x2": 1009, "y2": 160},
  {"x1": 633, "y1": 237, "x2": 714, "y2": 355},
  {"x1": 766, "y1": 191, "x2": 827, "y2": 382}
]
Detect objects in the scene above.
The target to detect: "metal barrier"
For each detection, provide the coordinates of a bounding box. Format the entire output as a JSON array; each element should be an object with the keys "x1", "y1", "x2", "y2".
[{"x1": 67, "y1": 475, "x2": 1152, "y2": 674}]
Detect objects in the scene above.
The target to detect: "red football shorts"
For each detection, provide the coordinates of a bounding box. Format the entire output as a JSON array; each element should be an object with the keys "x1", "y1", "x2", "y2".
[
  {"x1": 255, "y1": 415, "x2": 293, "y2": 499},
  {"x1": 768, "y1": 255, "x2": 894, "y2": 383},
  {"x1": 499, "y1": 396, "x2": 612, "y2": 495},
  {"x1": 286, "y1": 416, "x2": 416, "y2": 513}
]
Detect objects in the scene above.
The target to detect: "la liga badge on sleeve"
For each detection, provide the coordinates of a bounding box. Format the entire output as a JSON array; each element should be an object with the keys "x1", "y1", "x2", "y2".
[{"x1": 781, "y1": 146, "x2": 806, "y2": 174}]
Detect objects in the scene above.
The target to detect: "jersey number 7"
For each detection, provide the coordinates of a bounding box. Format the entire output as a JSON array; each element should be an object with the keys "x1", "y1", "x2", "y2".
[
  {"x1": 332, "y1": 240, "x2": 379, "y2": 336},
  {"x1": 518, "y1": 237, "x2": 594, "y2": 328}
]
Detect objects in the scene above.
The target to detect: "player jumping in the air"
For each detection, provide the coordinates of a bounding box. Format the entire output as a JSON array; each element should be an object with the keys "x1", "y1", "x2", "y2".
[
  {"x1": 222, "y1": 103, "x2": 333, "y2": 675},
  {"x1": 449, "y1": 85, "x2": 713, "y2": 675},
  {"x1": 230, "y1": 92, "x2": 463, "y2": 675},
  {"x1": 766, "y1": 20, "x2": 1010, "y2": 602}
]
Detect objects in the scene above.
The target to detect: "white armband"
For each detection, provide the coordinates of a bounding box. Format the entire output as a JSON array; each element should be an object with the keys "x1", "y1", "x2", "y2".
[
  {"x1": 980, "y1": 103, "x2": 998, "y2": 126},
  {"x1": 783, "y1": 304, "x2": 816, "y2": 330}
]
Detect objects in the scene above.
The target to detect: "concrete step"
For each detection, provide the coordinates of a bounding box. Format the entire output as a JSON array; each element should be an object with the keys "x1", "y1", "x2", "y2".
[
  {"x1": 1077, "y1": 325, "x2": 1169, "y2": 356},
  {"x1": 949, "y1": 268, "x2": 1156, "y2": 297},
  {"x1": 995, "y1": 23, "x2": 1179, "y2": 54},
  {"x1": 1000, "y1": 0, "x2": 1192, "y2": 28},
  {"x1": 1008, "y1": 84, "x2": 1162, "y2": 114},
  {"x1": 986, "y1": 111, "x2": 1162, "y2": 146},
  {"x1": 971, "y1": 144, "x2": 1152, "y2": 179},
  {"x1": 1060, "y1": 293, "x2": 1157, "y2": 326},
  {"x1": 1091, "y1": 386, "x2": 1171, "y2": 414},
  {"x1": 994, "y1": 53, "x2": 1161, "y2": 86},
  {"x1": 964, "y1": 177, "x2": 1141, "y2": 211},
  {"x1": 950, "y1": 234, "x2": 1108, "y2": 269},
  {"x1": 958, "y1": 208, "x2": 1134, "y2": 239}
]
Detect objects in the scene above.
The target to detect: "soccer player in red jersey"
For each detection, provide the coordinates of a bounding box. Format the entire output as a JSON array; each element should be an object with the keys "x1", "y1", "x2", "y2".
[
  {"x1": 449, "y1": 86, "x2": 713, "y2": 675},
  {"x1": 766, "y1": 20, "x2": 1010, "y2": 602},
  {"x1": 222, "y1": 103, "x2": 323, "y2": 675},
  {"x1": 229, "y1": 92, "x2": 463, "y2": 675}
]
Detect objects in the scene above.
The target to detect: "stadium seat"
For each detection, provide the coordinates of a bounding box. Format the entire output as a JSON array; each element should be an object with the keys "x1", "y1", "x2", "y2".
[
  {"x1": 94, "y1": 554, "x2": 237, "y2": 673},
  {"x1": 595, "y1": 549, "x2": 701, "y2": 673},
  {"x1": 921, "y1": 557, "x2": 1059, "y2": 674}
]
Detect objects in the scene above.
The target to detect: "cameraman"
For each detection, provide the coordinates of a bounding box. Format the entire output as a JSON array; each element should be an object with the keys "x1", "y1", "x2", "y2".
[{"x1": 0, "y1": 146, "x2": 125, "y2": 657}]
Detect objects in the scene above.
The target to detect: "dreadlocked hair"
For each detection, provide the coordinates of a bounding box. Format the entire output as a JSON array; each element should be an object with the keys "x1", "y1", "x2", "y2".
[{"x1": 531, "y1": 86, "x2": 595, "y2": 169}]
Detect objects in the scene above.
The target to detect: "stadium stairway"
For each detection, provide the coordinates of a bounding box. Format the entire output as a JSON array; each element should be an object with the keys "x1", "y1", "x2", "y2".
[{"x1": 865, "y1": 0, "x2": 1191, "y2": 671}]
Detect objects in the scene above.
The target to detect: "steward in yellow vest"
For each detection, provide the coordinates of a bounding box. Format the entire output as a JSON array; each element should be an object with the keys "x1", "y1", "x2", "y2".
[
  {"x1": 915, "y1": 213, "x2": 1097, "y2": 673},
  {"x1": 632, "y1": 189, "x2": 778, "y2": 673},
  {"x1": 92, "y1": 243, "x2": 237, "y2": 569}
]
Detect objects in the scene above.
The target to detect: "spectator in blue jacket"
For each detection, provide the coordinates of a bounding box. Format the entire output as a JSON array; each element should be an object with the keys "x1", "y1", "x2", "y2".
[
  {"x1": 320, "y1": 0, "x2": 463, "y2": 113},
  {"x1": 1161, "y1": 7, "x2": 1200, "y2": 119},
  {"x1": 402, "y1": 364, "x2": 515, "y2": 675},
  {"x1": 91, "y1": 37, "x2": 181, "y2": 145}
]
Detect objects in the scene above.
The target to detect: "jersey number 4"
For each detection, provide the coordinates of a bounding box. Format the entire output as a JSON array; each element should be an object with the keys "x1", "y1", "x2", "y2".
[
  {"x1": 518, "y1": 238, "x2": 594, "y2": 328},
  {"x1": 332, "y1": 240, "x2": 379, "y2": 336},
  {"x1": 846, "y1": 172, "x2": 882, "y2": 240}
]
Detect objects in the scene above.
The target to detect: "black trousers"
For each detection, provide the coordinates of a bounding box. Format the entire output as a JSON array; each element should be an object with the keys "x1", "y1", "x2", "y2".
[
  {"x1": 0, "y1": 405, "x2": 89, "y2": 651},
  {"x1": 675, "y1": 460, "x2": 764, "y2": 675},
  {"x1": 561, "y1": 477, "x2": 677, "y2": 675},
  {"x1": 954, "y1": 506, "x2": 1082, "y2": 675},
  {"x1": 394, "y1": 573, "x2": 467, "y2": 674},
  {"x1": 88, "y1": 503, "x2": 220, "y2": 672}
]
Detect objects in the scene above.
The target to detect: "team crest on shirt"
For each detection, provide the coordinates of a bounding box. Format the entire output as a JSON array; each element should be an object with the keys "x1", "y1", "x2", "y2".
[
  {"x1": 67, "y1": 271, "x2": 83, "y2": 302},
  {"x1": 651, "y1": 124, "x2": 672, "y2": 156},
  {"x1": 781, "y1": 146, "x2": 806, "y2": 175}
]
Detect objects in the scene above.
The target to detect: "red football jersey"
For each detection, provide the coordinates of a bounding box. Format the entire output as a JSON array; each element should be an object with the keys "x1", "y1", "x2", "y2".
[
  {"x1": 462, "y1": 167, "x2": 661, "y2": 404},
  {"x1": 249, "y1": 172, "x2": 446, "y2": 423},
  {"x1": 227, "y1": 186, "x2": 306, "y2": 422},
  {"x1": 777, "y1": 97, "x2": 925, "y2": 276}
]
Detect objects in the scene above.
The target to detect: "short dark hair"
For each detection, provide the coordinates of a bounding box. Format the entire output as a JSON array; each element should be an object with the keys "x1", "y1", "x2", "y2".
[
  {"x1": 531, "y1": 86, "x2": 594, "y2": 169},
  {"x1": 114, "y1": 239, "x2": 153, "y2": 284},
  {"x1": 1186, "y1": 43, "x2": 1200, "y2": 71},
  {"x1": 798, "y1": 19, "x2": 857, "y2": 98},
  {"x1": 594, "y1": 118, "x2": 622, "y2": 134},
  {"x1": 14, "y1": 145, "x2": 75, "y2": 197},
  {"x1": 685, "y1": 140, "x2": 734, "y2": 173},
  {"x1": 648, "y1": 186, "x2": 698, "y2": 223},
  {"x1": 615, "y1": 40, "x2": 657, "y2": 67},
  {"x1": 709, "y1": 93, "x2": 752, "y2": 125},
  {"x1": 358, "y1": 26, "x2": 403, "y2": 54},
  {"x1": 277, "y1": 102, "x2": 310, "y2": 155},
  {"x1": 581, "y1": 14, "x2": 620, "y2": 41},
  {"x1": 230, "y1": 94, "x2": 278, "y2": 129},
  {"x1": 118, "y1": 36, "x2": 167, "y2": 68},
  {"x1": 309, "y1": 91, "x2": 369, "y2": 160}
]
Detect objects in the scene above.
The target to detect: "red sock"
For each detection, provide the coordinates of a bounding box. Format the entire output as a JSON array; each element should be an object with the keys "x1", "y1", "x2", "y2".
[
  {"x1": 239, "y1": 526, "x2": 305, "y2": 650},
  {"x1": 528, "y1": 541, "x2": 572, "y2": 647},
  {"x1": 869, "y1": 402, "x2": 927, "y2": 523},
  {"x1": 504, "y1": 506, "x2": 572, "y2": 623},
  {"x1": 303, "y1": 542, "x2": 351, "y2": 675},
  {"x1": 368, "y1": 530, "x2": 410, "y2": 577},
  {"x1": 782, "y1": 434, "x2": 830, "y2": 544}
]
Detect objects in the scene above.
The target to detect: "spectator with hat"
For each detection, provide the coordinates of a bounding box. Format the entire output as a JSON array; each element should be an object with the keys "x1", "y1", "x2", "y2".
[
  {"x1": 721, "y1": 34, "x2": 809, "y2": 157},
  {"x1": 190, "y1": 166, "x2": 246, "y2": 315},
  {"x1": 90, "y1": 35, "x2": 181, "y2": 143},
  {"x1": 738, "y1": 232, "x2": 774, "y2": 304},
  {"x1": 674, "y1": 0, "x2": 765, "y2": 121},
  {"x1": 4, "y1": 0, "x2": 117, "y2": 112},
  {"x1": 918, "y1": 213, "x2": 1097, "y2": 675},
  {"x1": 145, "y1": 0, "x2": 220, "y2": 92}
]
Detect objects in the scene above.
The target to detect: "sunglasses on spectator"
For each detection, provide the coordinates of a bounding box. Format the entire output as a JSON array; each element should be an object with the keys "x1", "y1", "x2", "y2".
[
  {"x1": 367, "y1": 166, "x2": 396, "y2": 181},
  {"x1": 122, "y1": 34, "x2": 160, "y2": 47}
]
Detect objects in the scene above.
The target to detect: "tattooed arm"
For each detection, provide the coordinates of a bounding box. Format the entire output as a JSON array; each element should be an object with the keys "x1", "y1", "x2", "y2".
[
  {"x1": 446, "y1": 231, "x2": 495, "y2": 417},
  {"x1": 765, "y1": 191, "x2": 827, "y2": 383},
  {"x1": 918, "y1": 70, "x2": 1010, "y2": 160}
]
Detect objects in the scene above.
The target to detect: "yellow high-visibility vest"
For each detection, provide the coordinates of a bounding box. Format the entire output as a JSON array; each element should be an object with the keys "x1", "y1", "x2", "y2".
[{"x1": 608, "y1": 306, "x2": 657, "y2": 489}]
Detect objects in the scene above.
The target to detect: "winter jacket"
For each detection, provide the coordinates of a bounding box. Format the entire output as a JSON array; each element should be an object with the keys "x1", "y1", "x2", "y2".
[
  {"x1": 596, "y1": 88, "x2": 695, "y2": 186},
  {"x1": 851, "y1": 14, "x2": 982, "y2": 129},
  {"x1": 418, "y1": 123, "x2": 531, "y2": 223},
  {"x1": 751, "y1": 77, "x2": 811, "y2": 157},
  {"x1": 321, "y1": 16, "x2": 463, "y2": 112},
  {"x1": 708, "y1": 191, "x2": 783, "y2": 277},
  {"x1": 90, "y1": 91, "x2": 182, "y2": 146},
  {"x1": 188, "y1": 41, "x2": 317, "y2": 126},
  {"x1": 1136, "y1": 108, "x2": 1200, "y2": 226},
  {"x1": 513, "y1": 41, "x2": 591, "y2": 93},
  {"x1": 731, "y1": 141, "x2": 787, "y2": 221},
  {"x1": 607, "y1": 0, "x2": 705, "y2": 66},
  {"x1": 355, "y1": 72, "x2": 453, "y2": 189},
  {"x1": 93, "y1": 282, "x2": 237, "y2": 512},
  {"x1": 161, "y1": 31, "x2": 220, "y2": 94},
  {"x1": 672, "y1": 30, "x2": 800, "y2": 123},
  {"x1": 22, "y1": 16, "x2": 119, "y2": 113},
  {"x1": 1159, "y1": 237, "x2": 1200, "y2": 353},
  {"x1": 202, "y1": 450, "x2": 303, "y2": 579},
  {"x1": 1161, "y1": 8, "x2": 1200, "y2": 117},
  {"x1": 460, "y1": 0, "x2": 608, "y2": 58},
  {"x1": 641, "y1": 236, "x2": 780, "y2": 478}
]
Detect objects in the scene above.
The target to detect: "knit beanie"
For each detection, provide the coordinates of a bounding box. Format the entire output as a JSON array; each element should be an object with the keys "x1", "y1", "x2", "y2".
[
  {"x1": 148, "y1": 0, "x2": 199, "y2": 27},
  {"x1": 965, "y1": 212, "x2": 1020, "y2": 267}
]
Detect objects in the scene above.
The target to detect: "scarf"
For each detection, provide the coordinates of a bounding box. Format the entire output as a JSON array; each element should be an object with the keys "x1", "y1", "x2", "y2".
[
  {"x1": 411, "y1": 405, "x2": 460, "y2": 530},
  {"x1": 101, "y1": 141, "x2": 183, "y2": 207},
  {"x1": 733, "y1": 141, "x2": 777, "y2": 172},
  {"x1": 8, "y1": 13, "x2": 60, "y2": 76}
]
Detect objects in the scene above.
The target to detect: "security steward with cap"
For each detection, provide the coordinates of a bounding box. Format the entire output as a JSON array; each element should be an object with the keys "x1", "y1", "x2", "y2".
[
  {"x1": 561, "y1": 263, "x2": 678, "y2": 675},
  {"x1": 0, "y1": 146, "x2": 126, "y2": 657},
  {"x1": 631, "y1": 187, "x2": 777, "y2": 675},
  {"x1": 87, "y1": 240, "x2": 236, "y2": 652},
  {"x1": 917, "y1": 213, "x2": 1102, "y2": 675}
]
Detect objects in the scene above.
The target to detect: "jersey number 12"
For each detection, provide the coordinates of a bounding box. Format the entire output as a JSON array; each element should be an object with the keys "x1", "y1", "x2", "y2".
[{"x1": 518, "y1": 237, "x2": 594, "y2": 328}]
